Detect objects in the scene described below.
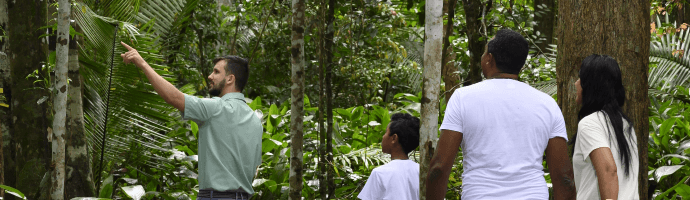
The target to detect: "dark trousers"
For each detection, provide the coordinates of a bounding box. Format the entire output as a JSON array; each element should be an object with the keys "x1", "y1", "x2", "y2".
[{"x1": 197, "y1": 189, "x2": 251, "y2": 200}]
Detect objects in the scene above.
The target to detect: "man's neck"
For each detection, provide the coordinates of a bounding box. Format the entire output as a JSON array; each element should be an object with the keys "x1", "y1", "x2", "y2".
[{"x1": 486, "y1": 72, "x2": 519, "y2": 80}]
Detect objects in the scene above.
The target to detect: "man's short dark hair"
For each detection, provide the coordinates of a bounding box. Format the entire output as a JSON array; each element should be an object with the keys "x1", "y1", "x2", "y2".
[
  {"x1": 213, "y1": 55, "x2": 249, "y2": 92},
  {"x1": 388, "y1": 113, "x2": 420, "y2": 154},
  {"x1": 487, "y1": 29, "x2": 529, "y2": 74}
]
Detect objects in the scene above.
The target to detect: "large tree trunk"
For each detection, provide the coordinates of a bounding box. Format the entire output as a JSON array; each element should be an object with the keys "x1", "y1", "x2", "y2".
[
  {"x1": 9, "y1": 1, "x2": 50, "y2": 200},
  {"x1": 533, "y1": 0, "x2": 555, "y2": 55},
  {"x1": 0, "y1": 0, "x2": 8, "y2": 198},
  {"x1": 461, "y1": 0, "x2": 488, "y2": 86},
  {"x1": 325, "y1": 0, "x2": 335, "y2": 198},
  {"x1": 420, "y1": 0, "x2": 442, "y2": 199},
  {"x1": 51, "y1": 0, "x2": 70, "y2": 199},
  {"x1": 65, "y1": 26, "x2": 96, "y2": 199},
  {"x1": 441, "y1": 0, "x2": 459, "y2": 103},
  {"x1": 288, "y1": 0, "x2": 305, "y2": 199},
  {"x1": 557, "y1": 0, "x2": 650, "y2": 199}
]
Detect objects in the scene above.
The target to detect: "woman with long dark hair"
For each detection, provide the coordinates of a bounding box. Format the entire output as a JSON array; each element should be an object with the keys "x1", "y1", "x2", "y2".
[{"x1": 572, "y1": 54, "x2": 639, "y2": 200}]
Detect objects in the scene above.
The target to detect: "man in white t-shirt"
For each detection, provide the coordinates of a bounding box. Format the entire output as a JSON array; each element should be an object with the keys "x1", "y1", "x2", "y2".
[
  {"x1": 425, "y1": 29, "x2": 576, "y2": 200},
  {"x1": 358, "y1": 113, "x2": 420, "y2": 200}
]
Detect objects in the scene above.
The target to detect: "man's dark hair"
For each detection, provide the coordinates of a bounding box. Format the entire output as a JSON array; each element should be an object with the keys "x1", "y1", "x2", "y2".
[
  {"x1": 487, "y1": 29, "x2": 529, "y2": 74},
  {"x1": 213, "y1": 55, "x2": 249, "y2": 92},
  {"x1": 388, "y1": 113, "x2": 420, "y2": 154}
]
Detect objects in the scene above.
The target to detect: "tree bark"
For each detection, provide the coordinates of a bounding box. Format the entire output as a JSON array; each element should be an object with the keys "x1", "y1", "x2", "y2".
[
  {"x1": 442, "y1": 0, "x2": 459, "y2": 103},
  {"x1": 557, "y1": 0, "x2": 649, "y2": 199},
  {"x1": 317, "y1": 1, "x2": 326, "y2": 198},
  {"x1": 0, "y1": 0, "x2": 8, "y2": 198},
  {"x1": 325, "y1": 0, "x2": 335, "y2": 198},
  {"x1": 9, "y1": 0, "x2": 50, "y2": 199},
  {"x1": 64, "y1": 25, "x2": 96, "y2": 199},
  {"x1": 51, "y1": 0, "x2": 70, "y2": 198},
  {"x1": 461, "y1": 0, "x2": 486, "y2": 86},
  {"x1": 288, "y1": 0, "x2": 305, "y2": 199},
  {"x1": 534, "y1": 0, "x2": 555, "y2": 55},
  {"x1": 420, "y1": 0, "x2": 442, "y2": 199}
]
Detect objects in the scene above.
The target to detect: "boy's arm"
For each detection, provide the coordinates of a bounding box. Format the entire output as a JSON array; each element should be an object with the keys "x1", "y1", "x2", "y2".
[
  {"x1": 545, "y1": 137, "x2": 576, "y2": 200},
  {"x1": 425, "y1": 129, "x2": 462, "y2": 200},
  {"x1": 121, "y1": 42, "x2": 185, "y2": 112}
]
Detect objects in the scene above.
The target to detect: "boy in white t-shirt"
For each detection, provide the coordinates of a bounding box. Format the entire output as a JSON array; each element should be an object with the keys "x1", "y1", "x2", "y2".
[{"x1": 358, "y1": 113, "x2": 420, "y2": 200}]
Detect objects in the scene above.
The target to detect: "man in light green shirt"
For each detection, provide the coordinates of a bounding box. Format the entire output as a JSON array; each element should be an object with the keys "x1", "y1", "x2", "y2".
[{"x1": 120, "y1": 42, "x2": 262, "y2": 199}]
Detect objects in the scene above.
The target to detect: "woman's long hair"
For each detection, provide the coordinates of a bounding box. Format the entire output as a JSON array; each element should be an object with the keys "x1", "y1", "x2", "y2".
[{"x1": 571, "y1": 54, "x2": 636, "y2": 176}]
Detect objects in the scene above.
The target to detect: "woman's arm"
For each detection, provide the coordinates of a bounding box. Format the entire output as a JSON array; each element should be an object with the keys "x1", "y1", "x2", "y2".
[{"x1": 590, "y1": 147, "x2": 618, "y2": 200}]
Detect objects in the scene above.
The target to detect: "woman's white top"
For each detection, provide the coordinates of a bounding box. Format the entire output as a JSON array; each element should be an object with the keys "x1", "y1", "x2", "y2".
[{"x1": 573, "y1": 111, "x2": 639, "y2": 200}]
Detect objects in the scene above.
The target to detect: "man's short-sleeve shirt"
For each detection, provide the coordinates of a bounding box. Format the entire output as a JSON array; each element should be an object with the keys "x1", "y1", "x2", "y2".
[
  {"x1": 182, "y1": 93, "x2": 262, "y2": 194},
  {"x1": 439, "y1": 79, "x2": 568, "y2": 199}
]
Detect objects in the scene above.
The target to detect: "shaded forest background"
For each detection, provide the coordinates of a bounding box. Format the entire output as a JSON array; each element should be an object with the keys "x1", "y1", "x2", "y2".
[{"x1": 0, "y1": 0, "x2": 689, "y2": 199}]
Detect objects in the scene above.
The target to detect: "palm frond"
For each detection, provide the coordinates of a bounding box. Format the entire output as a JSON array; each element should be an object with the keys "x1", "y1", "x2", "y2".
[
  {"x1": 75, "y1": 2, "x2": 184, "y2": 180},
  {"x1": 135, "y1": 0, "x2": 190, "y2": 37},
  {"x1": 650, "y1": 15, "x2": 690, "y2": 91}
]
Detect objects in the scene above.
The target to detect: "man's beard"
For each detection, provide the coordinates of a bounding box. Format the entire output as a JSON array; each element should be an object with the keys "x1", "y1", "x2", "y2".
[{"x1": 209, "y1": 78, "x2": 226, "y2": 97}]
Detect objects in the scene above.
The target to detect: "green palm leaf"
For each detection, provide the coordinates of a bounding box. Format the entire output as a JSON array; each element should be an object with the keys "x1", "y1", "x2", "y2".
[
  {"x1": 73, "y1": 1, "x2": 197, "y2": 183},
  {"x1": 650, "y1": 15, "x2": 690, "y2": 92}
]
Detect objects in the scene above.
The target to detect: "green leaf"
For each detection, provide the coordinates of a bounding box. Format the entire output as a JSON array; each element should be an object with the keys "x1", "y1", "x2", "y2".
[
  {"x1": 190, "y1": 121, "x2": 198, "y2": 138},
  {"x1": 174, "y1": 145, "x2": 194, "y2": 156},
  {"x1": 661, "y1": 117, "x2": 678, "y2": 137},
  {"x1": 99, "y1": 175, "x2": 114, "y2": 198},
  {"x1": 0, "y1": 184, "x2": 26, "y2": 200},
  {"x1": 655, "y1": 165, "x2": 684, "y2": 182},
  {"x1": 675, "y1": 184, "x2": 690, "y2": 198},
  {"x1": 121, "y1": 185, "x2": 146, "y2": 200},
  {"x1": 269, "y1": 104, "x2": 279, "y2": 115}
]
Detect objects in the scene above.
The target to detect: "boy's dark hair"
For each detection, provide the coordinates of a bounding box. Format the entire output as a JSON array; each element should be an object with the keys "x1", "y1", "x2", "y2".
[
  {"x1": 388, "y1": 113, "x2": 420, "y2": 154},
  {"x1": 213, "y1": 55, "x2": 249, "y2": 92},
  {"x1": 487, "y1": 29, "x2": 529, "y2": 74}
]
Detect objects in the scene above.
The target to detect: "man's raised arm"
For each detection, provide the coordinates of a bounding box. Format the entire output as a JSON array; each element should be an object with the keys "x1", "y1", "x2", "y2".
[
  {"x1": 426, "y1": 129, "x2": 463, "y2": 200},
  {"x1": 121, "y1": 42, "x2": 185, "y2": 112}
]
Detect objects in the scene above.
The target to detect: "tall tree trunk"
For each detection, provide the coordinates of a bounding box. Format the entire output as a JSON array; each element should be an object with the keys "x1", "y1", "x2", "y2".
[
  {"x1": 461, "y1": 0, "x2": 487, "y2": 86},
  {"x1": 442, "y1": 0, "x2": 458, "y2": 103},
  {"x1": 288, "y1": 0, "x2": 305, "y2": 199},
  {"x1": 557, "y1": 0, "x2": 650, "y2": 199},
  {"x1": 420, "y1": 0, "x2": 442, "y2": 199},
  {"x1": 51, "y1": 0, "x2": 70, "y2": 199},
  {"x1": 677, "y1": 3, "x2": 685, "y2": 27},
  {"x1": 0, "y1": 0, "x2": 8, "y2": 198},
  {"x1": 9, "y1": 0, "x2": 50, "y2": 200},
  {"x1": 65, "y1": 25, "x2": 96, "y2": 199},
  {"x1": 317, "y1": 0, "x2": 327, "y2": 198},
  {"x1": 533, "y1": 0, "x2": 555, "y2": 55},
  {"x1": 325, "y1": 0, "x2": 335, "y2": 198}
]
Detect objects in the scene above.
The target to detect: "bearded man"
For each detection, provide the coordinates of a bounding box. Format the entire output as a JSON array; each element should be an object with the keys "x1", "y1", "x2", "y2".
[{"x1": 121, "y1": 42, "x2": 262, "y2": 200}]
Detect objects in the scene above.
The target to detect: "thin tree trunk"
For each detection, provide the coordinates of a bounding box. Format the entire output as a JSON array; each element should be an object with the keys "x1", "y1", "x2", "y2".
[
  {"x1": 288, "y1": 0, "x2": 305, "y2": 199},
  {"x1": 441, "y1": 0, "x2": 458, "y2": 103},
  {"x1": 461, "y1": 0, "x2": 486, "y2": 86},
  {"x1": 317, "y1": 0, "x2": 327, "y2": 198},
  {"x1": 65, "y1": 25, "x2": 96, "y2": 199},
  {"x1": 325, "y1": 0, "x2": 336, "y2": 198},
  {"x1": 534, "y1": 0, "x2": 555, "y2": 55},
  {"x1": 51, "y1": 0, "x2": 70, "y2": 198},
  {"x1": 9, "y1": 0, "x2": 50, "y2": 199},
  {"x1": 0, "y1": 0, "x2": 8, "y2": 198},
  {"x1": 420, "y1": 0, "x2": 442, "y2": 199},
  {"x1": 557, "y1": 0, "x2": 650, "y2": 199}
]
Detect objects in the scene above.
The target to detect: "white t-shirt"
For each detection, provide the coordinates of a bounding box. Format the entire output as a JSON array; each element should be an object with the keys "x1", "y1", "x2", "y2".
[
  {"x1": 358, "y1": 160, "x2": 420, "y2": 200},
  {"x1": 573, "y1": 112, "x2": 639, "y2": 200},
  {"x1": 440, "y1": 79, "x2": 568, "y2": 199}
]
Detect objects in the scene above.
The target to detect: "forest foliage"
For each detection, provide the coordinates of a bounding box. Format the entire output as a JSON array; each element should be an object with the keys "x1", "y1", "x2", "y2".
[{"x1": 4, "y1": 0, "x2": 690, "y2": 199}]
